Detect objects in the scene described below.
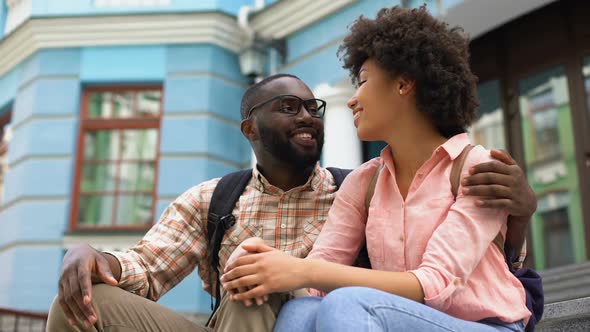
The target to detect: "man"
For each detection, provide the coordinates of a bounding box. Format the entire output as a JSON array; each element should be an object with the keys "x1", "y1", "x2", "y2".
[{"x1": 47, "y1": 74, "x2": 536, "y2": 332}]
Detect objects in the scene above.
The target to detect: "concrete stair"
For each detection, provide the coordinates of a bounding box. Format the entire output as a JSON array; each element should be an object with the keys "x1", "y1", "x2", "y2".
[{"x1": 535, "y1": 262, "x2": 590, "y2": 331}]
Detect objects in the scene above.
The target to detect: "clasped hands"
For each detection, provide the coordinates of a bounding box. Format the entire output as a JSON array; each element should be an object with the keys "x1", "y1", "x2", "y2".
[{"x1": 220, "y1": 237, "x2": 306, "y2": 306}]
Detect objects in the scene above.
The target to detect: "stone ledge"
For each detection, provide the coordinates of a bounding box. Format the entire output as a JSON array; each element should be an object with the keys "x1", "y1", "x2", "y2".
[{"x1": 537, "y1": 297, "x2": 590, "y2": 332}]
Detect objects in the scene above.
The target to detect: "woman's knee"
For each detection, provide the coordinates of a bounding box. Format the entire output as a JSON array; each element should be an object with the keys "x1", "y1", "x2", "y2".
[
  {"x1": 279, "y1": 297, "x2": 322, "y2": 317},
  {"x1": 274, "y1": 297, "x2": 322, "y2": 332}
]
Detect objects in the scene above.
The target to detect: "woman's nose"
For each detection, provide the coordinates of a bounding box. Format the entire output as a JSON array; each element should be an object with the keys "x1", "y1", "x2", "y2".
[{"x1": 347, "y1": 96, "x2": 358, "y2": 110}]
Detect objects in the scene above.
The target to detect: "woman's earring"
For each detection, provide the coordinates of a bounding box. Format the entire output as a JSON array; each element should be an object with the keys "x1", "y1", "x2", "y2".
[{"x1": 399, "y1": 89, "x2": 404, "y2": 95}]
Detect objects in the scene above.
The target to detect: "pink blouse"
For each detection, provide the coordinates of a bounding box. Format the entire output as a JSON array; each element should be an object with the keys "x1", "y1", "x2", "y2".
[{"x1": 308, "y1": 133, "x2": 530, "y2": 324}]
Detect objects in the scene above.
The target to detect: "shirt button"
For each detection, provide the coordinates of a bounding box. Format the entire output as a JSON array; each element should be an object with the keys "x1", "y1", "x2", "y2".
[
  {"x1": 281, "y1": 223, "x2": 286, "y2": 229},
  {"x1": 454, "y1": 279, "x2": 461, "y2": 285},
  {"x1": 399, "y1": 235, "x2": 404, "y2": 242},
  {"x1": 233, "y1": 236, "x2": 239, "y2": 241}
]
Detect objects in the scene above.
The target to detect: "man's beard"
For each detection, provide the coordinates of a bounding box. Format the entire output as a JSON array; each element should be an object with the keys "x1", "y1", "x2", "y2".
[{"x1": 258, "y1": 124, "x2": 324, "y2": 169}]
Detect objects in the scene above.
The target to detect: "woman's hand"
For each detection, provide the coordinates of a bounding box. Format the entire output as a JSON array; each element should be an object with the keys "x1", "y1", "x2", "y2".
[
  {"x1": 224, "y1": 237, "x2": 268, "y2": 306},
  {"x1": 221, "y1": 242, "x2": 307, "y2": 302}
]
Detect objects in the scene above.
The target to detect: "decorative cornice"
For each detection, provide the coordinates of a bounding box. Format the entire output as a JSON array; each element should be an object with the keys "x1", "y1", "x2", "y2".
[
  {"x1": 0, "y1": 12, "x2": 247, "y2": 77},
  {"x1": 250, "y1": 0, "x2": 357, "y2": 40}
]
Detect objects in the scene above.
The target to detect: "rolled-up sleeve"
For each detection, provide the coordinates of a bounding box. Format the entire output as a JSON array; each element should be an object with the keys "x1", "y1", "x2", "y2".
[
  {"x1": 105, "y1": 185, "x2": 210, "y2": 301},
  {"x1": 409, "y1": 152, "x2": 509, "y2": 311}
]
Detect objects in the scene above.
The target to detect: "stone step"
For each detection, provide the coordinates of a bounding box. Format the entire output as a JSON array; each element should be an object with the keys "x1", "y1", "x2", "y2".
[
  {"x1": 540, "y1": 262, "x2": 590, "y2": 304},
  {"x1": 536, "y1": 297, "x2": 590, "y2": 332}
]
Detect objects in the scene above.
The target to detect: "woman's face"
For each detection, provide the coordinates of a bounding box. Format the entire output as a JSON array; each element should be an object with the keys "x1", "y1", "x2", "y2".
[{"x1": 347, "y1": 59, "x2": 401, "y2": 141}]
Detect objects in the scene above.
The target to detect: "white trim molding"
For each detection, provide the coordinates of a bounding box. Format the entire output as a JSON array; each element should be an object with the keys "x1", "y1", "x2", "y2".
[
  {"x1": 63, "y1": 234, "x2": 144, "y2": 252},
  {"x1": 95, "y1": 0, "x2": 171, "y2": 7},
  {"x1": 250, "y1": 0, "x2": 357, "y2": 40},
  {"x1": 5, "y1": 0, "x2": 32, "y2": 35},
  {"x1": 0, "y1": 12, "x2": 247, "y2": 77}
]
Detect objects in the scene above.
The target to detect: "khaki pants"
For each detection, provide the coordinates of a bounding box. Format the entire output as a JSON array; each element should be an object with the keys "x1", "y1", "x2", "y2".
[
  {"x1": 210, "y1": 289, "x2": 308, "y2": 332},
  {"x1": 47, "y1": 284, "x2": 307, "y2": 332}
]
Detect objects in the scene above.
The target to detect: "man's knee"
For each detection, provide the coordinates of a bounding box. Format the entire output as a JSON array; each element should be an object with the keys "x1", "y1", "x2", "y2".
[
  {"x1": 47, "y1": 295, "x2": 70, "y2": 331},
  {"x1": 46, "y1": 284, "x2": 125, "y2": 332},
  {"x1": 90, "y1": 284, "x2": 126, "y2": 305}
]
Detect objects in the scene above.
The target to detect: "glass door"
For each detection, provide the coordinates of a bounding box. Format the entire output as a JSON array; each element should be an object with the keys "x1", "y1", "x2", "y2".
[{"x1": 518, "y1": 66, "x2": 586, "y2": 269}]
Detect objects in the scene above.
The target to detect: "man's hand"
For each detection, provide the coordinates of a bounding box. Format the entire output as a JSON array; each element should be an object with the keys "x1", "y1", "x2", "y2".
[
  {"x1": 462, "y1": 149, "x2": 537, "y2": 251},
  {"x1": 462, "y1": 149, "x2": 536, "y2": 217},
  {"x1": 58, "y1": 244, "x2": 120, "y2": 328},
  {"x1": 225, "y1": 237, "x2": 268, "y2": 306}
]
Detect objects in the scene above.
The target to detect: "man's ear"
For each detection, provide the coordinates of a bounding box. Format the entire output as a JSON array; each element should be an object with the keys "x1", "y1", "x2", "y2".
[{"x1": 241, "y1": 118, "x2": 259, "y2": 141}]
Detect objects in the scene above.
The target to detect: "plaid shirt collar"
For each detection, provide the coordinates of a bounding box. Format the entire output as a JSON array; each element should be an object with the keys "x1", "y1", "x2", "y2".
[{"x1": 252, "y1": 163, "x2": 325, "y2": 194}]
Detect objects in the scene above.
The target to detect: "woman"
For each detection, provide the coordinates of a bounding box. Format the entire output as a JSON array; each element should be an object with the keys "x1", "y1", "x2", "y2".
[{"x1": 221, "y1": 6, "x2": 530, "y2": 331}]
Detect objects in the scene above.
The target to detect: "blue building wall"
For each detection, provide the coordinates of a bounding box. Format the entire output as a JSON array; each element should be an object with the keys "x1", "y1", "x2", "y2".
[
  {"x1": 0, "y1": 0, "x2": 6, "y2": 37},
  {"x1": 0, "y1": 43, "x2": 250, "y2": 312}
]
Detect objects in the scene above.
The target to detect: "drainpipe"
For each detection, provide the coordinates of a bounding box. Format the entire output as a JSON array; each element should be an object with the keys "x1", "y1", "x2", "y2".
[{"x1": 237, "y1": 0, "x2": 267, "y2": 83}]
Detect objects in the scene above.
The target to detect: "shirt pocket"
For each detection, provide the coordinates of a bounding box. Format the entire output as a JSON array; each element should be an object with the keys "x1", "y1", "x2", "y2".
[
  {"x1": 222, "y1": 218, "x2": 263, "y2": 249},
  {"x1": 366, "y1": 207, "x2": 388, "y2": 263}
]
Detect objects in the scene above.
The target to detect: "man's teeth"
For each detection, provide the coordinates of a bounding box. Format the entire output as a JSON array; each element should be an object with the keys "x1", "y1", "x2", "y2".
[
  {"x1": 295, "y1": 133, "x2": 312, "y2": 139},
  {"x1": 354, "y1": 112, "x2": 361, "y2": 121}
]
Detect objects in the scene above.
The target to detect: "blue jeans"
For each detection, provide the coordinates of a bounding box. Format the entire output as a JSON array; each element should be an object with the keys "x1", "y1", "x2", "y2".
[{"x1": 273, "y1": 287, "x2": 525, "y2": 332}]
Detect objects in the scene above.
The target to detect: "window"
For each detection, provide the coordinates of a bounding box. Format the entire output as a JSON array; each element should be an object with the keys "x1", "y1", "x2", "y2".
[
  {"x1": 542, "y1": 206, "x2": 574, "y2": 268},
  {"x1": 470, "y1": 80, "x2": 506, "y2": 150},
  {"x1": 71, "y1": 87, "x2": 162, "y2": 230},
  {"x1": 519, "y1": 68, "x2": 568, "y2": 163},
  {"x1": 0, "y1": 110, "x2": 11, "y2": 205}
]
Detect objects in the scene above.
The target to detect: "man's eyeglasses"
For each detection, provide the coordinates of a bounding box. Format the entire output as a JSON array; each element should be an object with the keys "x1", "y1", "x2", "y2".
[{"x1": 246, "y1": 95, "x2": 327, "y2": 119}]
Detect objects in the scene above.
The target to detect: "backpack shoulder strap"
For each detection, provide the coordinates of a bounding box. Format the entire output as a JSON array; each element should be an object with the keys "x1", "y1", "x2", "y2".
[
  {"x1": 450, "y1": 144, "x2": 475, "y2": 199},
  {"x1": 326, "y1": 167, "x2": 352, "y2": 190},
  {"x1": 449, "y1": 145, "x2": 506, "y2": 256},
  {"x1": 365, "y1": 163, "x2": 384, "y2": 211},
  {"x1": 206, "y1": 169, "x2": 252, "y2": 317},
  {"x1": 207, "y1": 169, "x2": 253, "y2": 249}
]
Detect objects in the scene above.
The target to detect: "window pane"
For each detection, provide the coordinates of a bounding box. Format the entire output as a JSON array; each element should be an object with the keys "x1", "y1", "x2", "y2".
[
  {"x1": 88, "y1": 92, "x2": 114, "y2": 118},
  {"x1": 518, "y1": 66, "x2": 584, "y2": 269},
  {"x1": 137, "y1": 91, "x2": 162, "y2": 116},
  {"x1": 120, "y1": 129, "x2": 158, "y2": 160},
  {"x1": 542, "y1": 206, "x2": 574, "y2": 268},
  {"x1": 81, "y1": 163, "x2": 117, "y2": 192},
  {"x1": 116, "y1": 194, "x2": 153, "y2": 225},
  {"x1": 469, "y1": 80, "x2": 506, "y2": 150},
  {"x1": 113, "y1": 92, "x2": 135, "y2": 118},
  {"x1": 84, "y1": 131, "x2": 120, "y2": 161},
  {"x1": 78, "y1": 195, "x2": 115, "y2": 226},
  {"x1": 119, "y1": 162, "x2": 155, "y2": 192},
  {"x1": 88, "y1": 90, "x2": 162, "y2": 118}
]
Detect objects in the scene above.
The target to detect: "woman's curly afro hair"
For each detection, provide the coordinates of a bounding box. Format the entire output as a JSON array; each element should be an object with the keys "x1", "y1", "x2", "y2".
[{"x1": 338, "y1": 6, "x2": 479, "y2": 137}]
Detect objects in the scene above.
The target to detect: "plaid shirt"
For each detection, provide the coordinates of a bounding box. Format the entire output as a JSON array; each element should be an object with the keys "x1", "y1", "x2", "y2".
[{"x1": 107, "y1": 164, "x2": 337, "y2": 301}]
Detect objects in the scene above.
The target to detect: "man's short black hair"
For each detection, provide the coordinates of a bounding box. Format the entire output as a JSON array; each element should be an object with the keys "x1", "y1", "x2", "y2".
[{"x1": 240, "y1": 73, "x2": 301, "y2": 120}]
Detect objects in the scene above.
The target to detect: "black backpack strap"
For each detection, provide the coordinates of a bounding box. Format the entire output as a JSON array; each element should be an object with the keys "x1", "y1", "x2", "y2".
[
  {"x1": 326, "y1": 167, "x2": 352, "y2": 190},
  {"x1": 206, "y1": 169, "x2": 252, "y2": 324}
]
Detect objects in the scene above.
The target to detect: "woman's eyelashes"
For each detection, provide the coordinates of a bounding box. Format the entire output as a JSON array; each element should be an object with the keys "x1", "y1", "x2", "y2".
[{"x1": 357, "y1": 80, "x2": 367, "y2": 88}]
